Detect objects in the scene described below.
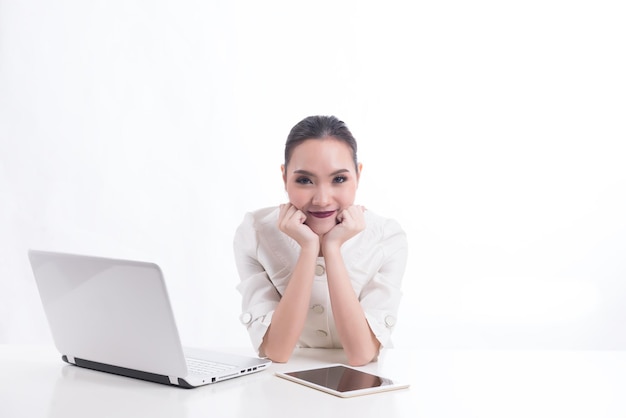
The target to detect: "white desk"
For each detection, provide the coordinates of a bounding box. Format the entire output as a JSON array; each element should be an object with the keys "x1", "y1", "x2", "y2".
[{"x1": 1, "y1": 345, "x2": 625, "y2": 418}]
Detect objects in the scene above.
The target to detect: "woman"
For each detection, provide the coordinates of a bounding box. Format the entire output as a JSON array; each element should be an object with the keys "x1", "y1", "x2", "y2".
[{"x1": 234, "y1": 115, "x2": 407, "y2": 366}]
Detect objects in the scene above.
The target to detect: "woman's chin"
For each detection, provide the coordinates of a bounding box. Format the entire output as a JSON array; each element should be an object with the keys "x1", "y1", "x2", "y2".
[{"x1": 306, "y1": 219, "x2": 336, "y2": 236}]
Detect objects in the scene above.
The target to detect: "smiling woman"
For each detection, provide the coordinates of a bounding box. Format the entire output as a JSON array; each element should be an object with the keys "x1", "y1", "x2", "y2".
[{"x1": 233, "y1": 116, "x2": 409, "y2": 366}]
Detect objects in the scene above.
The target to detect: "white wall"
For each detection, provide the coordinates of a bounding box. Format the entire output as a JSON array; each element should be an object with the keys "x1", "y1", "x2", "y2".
[{"x1": 1, "y1": 0, "x2": 625, "y2": 350}]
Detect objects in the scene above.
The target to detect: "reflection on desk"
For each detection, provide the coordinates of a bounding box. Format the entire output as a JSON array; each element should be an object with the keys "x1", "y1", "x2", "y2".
[{"x1": 1, "y1": 345, "x2": 625, "y2": 418}]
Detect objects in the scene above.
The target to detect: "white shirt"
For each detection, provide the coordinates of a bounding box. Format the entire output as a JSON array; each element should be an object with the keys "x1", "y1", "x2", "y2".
[{"x1": 233, "y1": 206, "x2": 408, "y2": 356}]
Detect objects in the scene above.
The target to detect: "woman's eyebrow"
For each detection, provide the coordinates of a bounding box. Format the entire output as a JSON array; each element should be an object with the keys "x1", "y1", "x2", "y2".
[
  {"x1": 329, "y1": 169, "x2": 350, "y2": 176},
  {"x1": 293, "y1": 169, "x2": 316, "y2": 177},
  {"x1": 292, "y1": 168, "x2": 351, "y2": 177}
]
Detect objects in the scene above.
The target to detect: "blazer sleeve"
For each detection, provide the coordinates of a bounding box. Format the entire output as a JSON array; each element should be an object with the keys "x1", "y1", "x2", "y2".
[
  {"x1": 233, "y1": 212, "x2": 280, "y2": 356},
  {"x1": 359, "y1": 218, "x2": 408, "y2": 348}
]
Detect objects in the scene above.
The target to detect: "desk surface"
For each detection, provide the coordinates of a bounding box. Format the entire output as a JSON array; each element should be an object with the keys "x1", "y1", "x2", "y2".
[{"x1": 1, "y1": 345, "x2": 625, "y2": 418}]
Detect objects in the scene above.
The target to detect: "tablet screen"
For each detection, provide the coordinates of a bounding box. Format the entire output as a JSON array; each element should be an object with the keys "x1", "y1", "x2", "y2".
[{"x1": 284, "y1": 365, "x2": 388, "y2": 393}]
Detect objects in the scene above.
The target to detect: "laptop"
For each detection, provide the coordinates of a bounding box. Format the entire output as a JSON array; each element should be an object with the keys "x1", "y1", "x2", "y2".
[{"x1": 28, "y1": 249, "x2": 271, "y2": 388}]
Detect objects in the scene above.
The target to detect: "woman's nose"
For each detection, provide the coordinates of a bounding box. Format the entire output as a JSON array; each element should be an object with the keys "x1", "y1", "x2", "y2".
[{"x1": 312, "y1": 185, "x2": 331, "y2": 206}]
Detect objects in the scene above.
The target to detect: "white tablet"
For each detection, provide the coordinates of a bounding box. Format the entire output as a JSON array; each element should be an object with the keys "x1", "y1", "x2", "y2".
[{"x1": 275, "y1": 364, "x2": 409, "y2": 398}]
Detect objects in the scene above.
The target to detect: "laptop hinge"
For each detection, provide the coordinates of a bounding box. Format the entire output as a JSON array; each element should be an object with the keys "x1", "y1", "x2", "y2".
[
  {"x1": 67, "y1": 355, "x2": 76, "y2": 364},
  {"x1": 168, "y1": 376, "x2": 178, "y2": 385}
]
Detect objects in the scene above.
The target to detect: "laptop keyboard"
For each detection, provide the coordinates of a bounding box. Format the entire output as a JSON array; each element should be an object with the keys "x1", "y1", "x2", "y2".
[{"x1": 186, "y1": 358, "x2": 236, "y2": 375}]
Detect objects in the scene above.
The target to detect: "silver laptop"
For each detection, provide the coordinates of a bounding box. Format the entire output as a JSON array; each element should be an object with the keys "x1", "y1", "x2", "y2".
[{"x1": 28, "y1": 249, "x2": 270, "y2": 388}]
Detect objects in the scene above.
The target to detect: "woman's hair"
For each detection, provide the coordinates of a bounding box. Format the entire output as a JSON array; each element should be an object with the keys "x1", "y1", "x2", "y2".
[{"x1": 284, "y1": 115, "x2": 358, "y2": 171}]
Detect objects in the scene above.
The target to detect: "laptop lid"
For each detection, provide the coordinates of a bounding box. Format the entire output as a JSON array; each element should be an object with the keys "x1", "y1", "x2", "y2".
[{"x1": 29, "y1": 249, "x2": 192, "y2": 378}]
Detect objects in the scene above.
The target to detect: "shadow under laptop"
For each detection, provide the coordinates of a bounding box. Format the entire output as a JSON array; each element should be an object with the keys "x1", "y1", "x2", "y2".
[{"x1": 48, "y1": 363, "x2": 272, "y2": 418}]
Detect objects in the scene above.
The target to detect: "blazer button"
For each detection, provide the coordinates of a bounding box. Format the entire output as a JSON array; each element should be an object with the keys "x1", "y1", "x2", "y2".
[
  {"x1": 239, "y1": 312, "x2": 252, "y2": 325},
  {"x1": 311, "y1": 304, "x2": 325, "y2": 314},
  {"x1": 315, "y1": 264, "x2": 325, "y2": 276},
  {"x1": 316, "y1": 329, "x2": 328, "y2": 338},
  {"x1": 384, "y1": 315, "x2": 397, "y2": 328}
]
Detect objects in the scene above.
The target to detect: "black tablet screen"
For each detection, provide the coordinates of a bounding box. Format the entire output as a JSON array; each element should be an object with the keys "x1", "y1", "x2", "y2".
[{"x1": 285, "y1": 366, "x2": 384, "y2": 392}]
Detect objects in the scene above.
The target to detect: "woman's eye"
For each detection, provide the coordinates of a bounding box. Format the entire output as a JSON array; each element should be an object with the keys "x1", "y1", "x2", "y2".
[
  {"x1": 333, "y1": 176, "x2": 347, "y2": 183},
  {"x1": 295, "y1": 177, "x2": 313, "y2": 185}
]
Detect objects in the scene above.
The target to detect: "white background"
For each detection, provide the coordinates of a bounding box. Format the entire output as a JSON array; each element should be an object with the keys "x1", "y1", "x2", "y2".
[{"x1": 1, "y1": 0, "x2": 625, "y2": 350}]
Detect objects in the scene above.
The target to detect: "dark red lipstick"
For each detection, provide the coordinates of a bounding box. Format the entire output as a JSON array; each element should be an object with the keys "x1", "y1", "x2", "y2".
[{"x1": 309, "y1": 210, "x2": 336, "y2": 219}]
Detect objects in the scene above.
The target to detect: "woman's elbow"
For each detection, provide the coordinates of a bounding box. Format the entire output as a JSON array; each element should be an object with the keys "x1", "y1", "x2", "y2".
[
  {"x1": 262, "y1": 344, "x2": 292, "y2": 364},
  {"x1": 346, "y1": 351, "x2": 377, "y2": 367},
  {"x1": 267, "y1": 353, "x2": 290, "y2": 363},
  {"x1": 345, "y1": 340, "x2": 380, "y2": 366}
]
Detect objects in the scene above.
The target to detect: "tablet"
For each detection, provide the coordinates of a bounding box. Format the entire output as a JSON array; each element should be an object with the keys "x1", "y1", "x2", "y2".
[{"x1": 275, "y1": 364, "x2": 409, "y2": 398}]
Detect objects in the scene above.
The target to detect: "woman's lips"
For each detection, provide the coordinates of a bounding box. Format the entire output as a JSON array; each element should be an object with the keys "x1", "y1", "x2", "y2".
[{"x1": 309, "y1": 210, "x2": 336, "y2": 219}]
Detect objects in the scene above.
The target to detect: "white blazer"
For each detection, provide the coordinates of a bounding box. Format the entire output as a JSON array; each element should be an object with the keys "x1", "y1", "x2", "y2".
[{"x1": 233, "y1": 206, "x2": 408, "y2": 356}]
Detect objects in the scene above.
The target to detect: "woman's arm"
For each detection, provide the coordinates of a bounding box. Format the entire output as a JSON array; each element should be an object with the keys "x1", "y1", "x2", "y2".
[
  {"x1": 322, "y1": 205, "x2": 379, "y2": 366},
  {"x1": 324, "y1": 247, "x2": 380, "y2": 366},
  {"x1": 260, "y1": 204, "x2": 320, "y2": 363},
  {"x1": 260, "y1": 244, "x2": 317, "y2": 362}
]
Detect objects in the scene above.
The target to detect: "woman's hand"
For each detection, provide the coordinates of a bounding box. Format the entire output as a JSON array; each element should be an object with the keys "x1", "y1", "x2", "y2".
[
  {"x1": 277, "y1": 203, "x2": 319, "y2": 251},
  {"x1": 322, "y1": 205, "x2": 366, "y2": 251}
]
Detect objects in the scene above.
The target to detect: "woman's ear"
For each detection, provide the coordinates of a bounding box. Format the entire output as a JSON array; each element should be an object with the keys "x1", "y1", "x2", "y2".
[
  {"x1": 356, "y1": 162, "x2": 363, "y2": 183},
  {"x1": 281, "y1": 164, "x2": 287, "y2": 187}
]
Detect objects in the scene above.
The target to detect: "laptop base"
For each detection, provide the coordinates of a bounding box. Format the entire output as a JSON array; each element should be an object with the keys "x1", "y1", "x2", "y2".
[{"x1": 62, "y1": 355, "x2": 195, "y2": 388}]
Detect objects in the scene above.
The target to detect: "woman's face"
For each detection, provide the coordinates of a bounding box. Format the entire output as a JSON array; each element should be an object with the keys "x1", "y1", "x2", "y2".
[{"x1": 282, "y1": 137, "x2": 361, "y2": 236}]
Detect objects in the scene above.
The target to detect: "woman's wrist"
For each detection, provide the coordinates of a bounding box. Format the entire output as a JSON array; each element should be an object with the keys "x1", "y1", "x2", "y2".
[
  {"x1": 321, "y1": 239, "x2": 342, "y2": 256},
  {"x1": 299, "y1": 241, "x2": 320, "y2": 257}
]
